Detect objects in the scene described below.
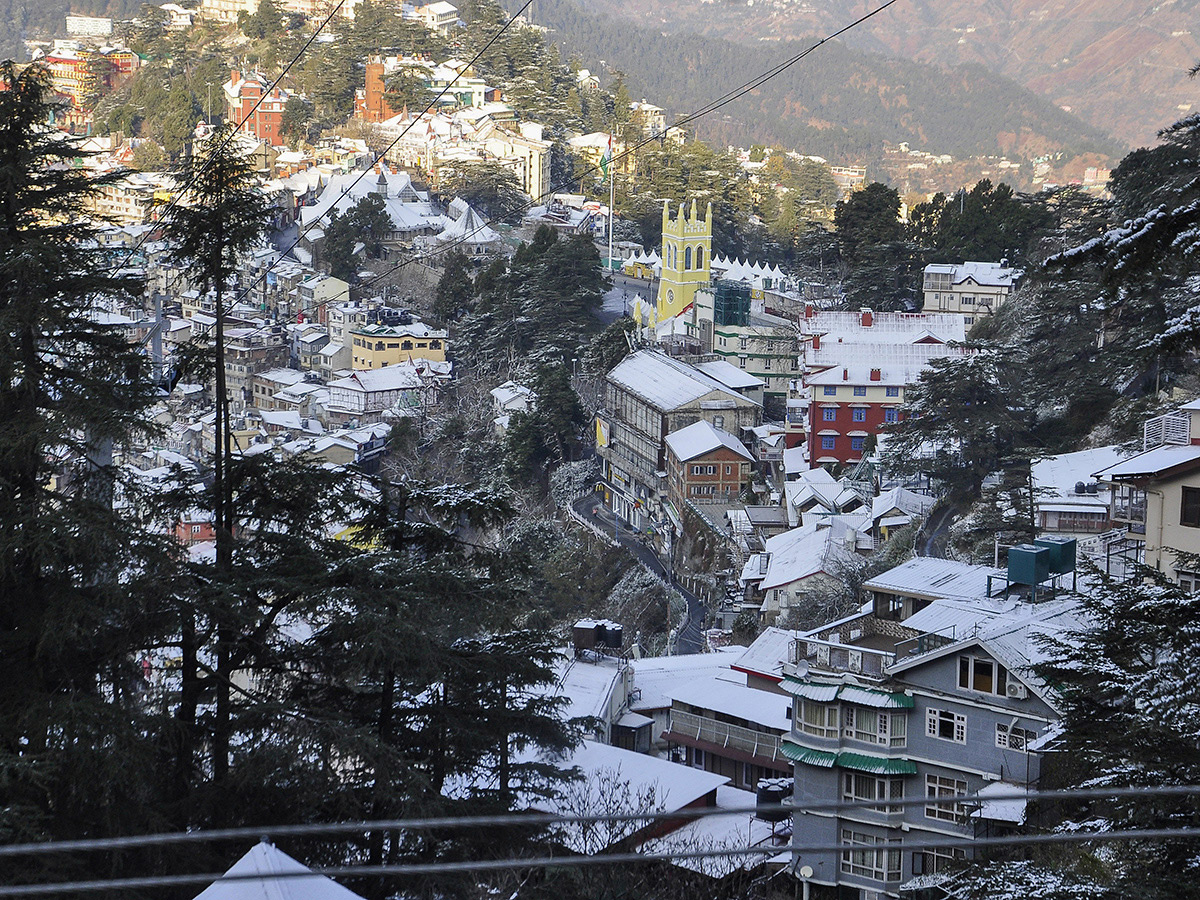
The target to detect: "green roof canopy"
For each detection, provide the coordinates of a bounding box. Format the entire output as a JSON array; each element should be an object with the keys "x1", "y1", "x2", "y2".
[
  {"x1": 782, "y1": 677, "x2": 913, "y2": 709},
  {"x1": 782, "y1": 739, "x2": 917, "y2": 775}
]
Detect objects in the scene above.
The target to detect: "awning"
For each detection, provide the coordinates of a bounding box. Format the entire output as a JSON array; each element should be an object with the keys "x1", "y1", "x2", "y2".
[
  {"x1": 616, "y1": 712, "x2": 654, "y2": 729},
  {"x1": 781, "y1": 743, "x2": 837, "y2": 767},
  {"x1": 782, "y1": 679, "x2": 841, "y2": 702},
  {"x1": 836, "y1": 752, "x2": 917, "y2": 776},
  {"x1": 782, "y1": 678, "x2": 913, "y2": 709},
  {"x1": 838, "y1": 685, "x2": 914, "y2": 710}
]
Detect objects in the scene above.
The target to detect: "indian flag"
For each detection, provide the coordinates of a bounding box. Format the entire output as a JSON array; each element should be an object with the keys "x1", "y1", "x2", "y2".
[{"x1": 599, "y1": 133, "x2": 612, "y2": 179}]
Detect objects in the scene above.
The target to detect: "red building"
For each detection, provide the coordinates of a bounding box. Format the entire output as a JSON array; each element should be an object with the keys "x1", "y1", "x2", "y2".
[
  {"x1": 223, "y1": 70, "x2": 289, "y2": 146},
  {"x1": 663, "y1": 420, "x2": 755, "y2": 510}
]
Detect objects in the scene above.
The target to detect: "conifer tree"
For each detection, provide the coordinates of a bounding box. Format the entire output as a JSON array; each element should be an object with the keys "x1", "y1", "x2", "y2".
[{"x1": 0, "y1": 61, "x2": 169, "y2": 873}]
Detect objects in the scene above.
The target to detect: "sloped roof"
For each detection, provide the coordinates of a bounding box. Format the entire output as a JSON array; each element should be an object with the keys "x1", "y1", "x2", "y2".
[
  {"x1": 665, "y1": 420, "x2": 753, "y2": 463},
  {"x1": 1093, "y1": 443, "x2": 1200, "y2": 480},
  {"x1": 607, "y1": 350, "x2": 759, "y2": 412},
  {"x1": 862, "y1": 557, "x2": 1001, "y2": 602},
  {"x1": 193, "y1": 841, "x2": 366, "y2": 900}
]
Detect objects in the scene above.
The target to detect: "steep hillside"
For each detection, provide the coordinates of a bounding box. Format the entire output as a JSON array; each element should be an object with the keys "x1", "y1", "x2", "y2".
[
  {"x1": 520, "y1": 0, "x2": 1122, "y2": 164},
  {"x1": 573, "y1": 0, "x2": 1200, "y2": 149}
]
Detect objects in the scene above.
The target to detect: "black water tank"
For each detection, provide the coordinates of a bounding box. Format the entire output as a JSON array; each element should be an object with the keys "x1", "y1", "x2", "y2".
[
  {"x1": 604, "y1": 624, "x2": 624, "y2": 649},
  {"x1": 756, "y1": 778, "x2": 793, "y2": 822}
]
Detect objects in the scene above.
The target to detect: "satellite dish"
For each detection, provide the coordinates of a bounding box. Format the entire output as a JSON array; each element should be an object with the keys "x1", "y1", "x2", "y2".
[
  {"x1": 796, "y1": 659, "x2": 810, "y2": 679},
  {"x1": 799, "y1": 866, "x2": 814, "y2": 879}
]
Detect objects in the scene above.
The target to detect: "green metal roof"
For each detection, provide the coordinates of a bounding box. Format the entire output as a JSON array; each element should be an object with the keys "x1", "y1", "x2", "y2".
[
  {"x1": 781, "y1": 678, "x2": 913, "y2": 709},
  {"x1": 834, "y1": 752, "x2": 917, "y2": 776},
  {"x1": 780, "y1": 742, "x2": 837, "y2": 767}
]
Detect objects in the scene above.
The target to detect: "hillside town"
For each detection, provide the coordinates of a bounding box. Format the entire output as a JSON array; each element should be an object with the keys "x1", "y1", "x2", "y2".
[{"x1": 4, "y1": 2, "x2": 1200, "y2": 900}]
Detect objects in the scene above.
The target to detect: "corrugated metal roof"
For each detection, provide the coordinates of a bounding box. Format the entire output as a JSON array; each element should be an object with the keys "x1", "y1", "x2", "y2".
[
  {"x1": 836, "y1": 752, "x2": 917, "y2": 776},
  {"x1": 780, "y1": 742, "x2": 836, "y2": 767},
  {"x1": 607, "y1": 350, "x2": 759, "y2": 412},
  {"x1": 782, "y1": 679, "x2": 841, "y2": 702},
  {"x1": 839, "y1": 685, "x2": 913, "y2": 709},
  {"x1": 863, "y1": 557, "x2": 1001, "y2": 601},
  {"x1": 1093, "y1": 443, "x2": 1200, "y2": 480}
]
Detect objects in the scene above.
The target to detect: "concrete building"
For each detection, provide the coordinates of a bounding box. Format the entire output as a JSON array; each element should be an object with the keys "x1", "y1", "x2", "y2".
[{"x1": 922, "y1": 261, "x2": 1022, "y2": 326}]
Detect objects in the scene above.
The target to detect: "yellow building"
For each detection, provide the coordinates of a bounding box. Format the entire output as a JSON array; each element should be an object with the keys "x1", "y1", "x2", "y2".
[
  {"x1": 349, "y1": 322, "x2": 448, "y2": 369},
  {"x1": 656, "y1": 200, "x2": 712, "y2": 321}
]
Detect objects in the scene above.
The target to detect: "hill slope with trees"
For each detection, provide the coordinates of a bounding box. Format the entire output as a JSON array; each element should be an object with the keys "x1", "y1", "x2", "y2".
[{"x1": 510, "y1": 0, "x2": 1123, "y2": 165}]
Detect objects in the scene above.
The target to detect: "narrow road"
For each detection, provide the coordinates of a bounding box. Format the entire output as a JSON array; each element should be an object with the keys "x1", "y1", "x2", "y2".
[{"x1": 571, "y1": 494, "x2": 706, "y2": 654}]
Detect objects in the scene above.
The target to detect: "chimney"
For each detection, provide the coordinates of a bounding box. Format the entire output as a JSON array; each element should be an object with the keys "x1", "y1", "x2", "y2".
[
  {"x1": 231, "y1": 69, "x2": 240, "y2": 85},
  {"x1": 805, "y1": 303, "x2": 814, "y2": 319},
  {"x1": 861, "y1": 308, "x2": 873, "y2": 327},
  {"x1": 842, "y1": 367, "x2": 849, "y2": 381},
  {"x1": 811, "y1": 334, "x2": 820, "y2": 350},
  {"x1": 870, "y1": 368, "x2": 881, "y2": 381}
]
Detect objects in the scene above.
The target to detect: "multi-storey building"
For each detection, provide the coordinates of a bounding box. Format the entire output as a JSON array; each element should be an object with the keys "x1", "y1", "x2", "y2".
[
  {"x1": 348, "y1": 321, "x2": 448, "y2": 369},
  {"x1": 663, "y1": 419, "x2": 754, "y2": 510},
  {"x1": 922, "y1": 261, "x2": 1022, "y2": 326},
  {"x1": 1094, "y1": 401, "x2": 1200, "y2": 587},
  {"x1": 798, "y1": 308, "x2": 968, "y2": 467},
  {"x1": 775, "y1": 552, "x2": 1084, "y2": 898},
  {"x1": 595, "y1": 349, "x2": 761, "y2": 535},
  {"x1": 224, "y1": 70, "x2": 290, "y2": 146}
]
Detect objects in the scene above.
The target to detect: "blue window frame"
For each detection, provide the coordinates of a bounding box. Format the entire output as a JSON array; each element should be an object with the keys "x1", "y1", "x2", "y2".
[
  {"x1": 885, "y1": 409, "x2": 898, "y2": 424},
  {"x1": 852, "y1": 409, "x2": 866, "y2": 422},
  {"x1": 851, "y1": 436, "x2": 865, "y2": 451},
  {"x1": 853, "y1": 386, "x2": 867, "y2": 396},
  {"x1": 822, "y1": 436, "x2": 836, "y2": 450},
  {"x1": 823, "y1": 386, "x2": 837, "y2": 396},
  {"x1": 885, "y1": 386, "x2": 900, "y2": 397},
  {"x1": 823, "y1": 408, "x2": 837, "y2": 421}
]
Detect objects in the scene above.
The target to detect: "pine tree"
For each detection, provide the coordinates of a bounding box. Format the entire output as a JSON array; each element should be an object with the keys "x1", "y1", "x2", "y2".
[{"x1": 0, "y1": 61, "x2": 168, "y2": 876}]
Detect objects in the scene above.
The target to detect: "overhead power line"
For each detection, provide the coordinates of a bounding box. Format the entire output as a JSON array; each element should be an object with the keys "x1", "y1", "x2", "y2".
[
  {"x1": 4, "y1": 783, "x2": 1199, "y2": 859},
  {"x1": 105, "y1": 0, "x2": 348, "y2": 276},
  {"x1": 226, "y1": 0, "x2": 905, "y2": 339}
]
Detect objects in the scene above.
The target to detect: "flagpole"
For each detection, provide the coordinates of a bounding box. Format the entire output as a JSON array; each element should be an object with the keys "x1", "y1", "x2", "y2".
[{"x1": 608, "y1": 132, "x2": 614, "y2": 274}]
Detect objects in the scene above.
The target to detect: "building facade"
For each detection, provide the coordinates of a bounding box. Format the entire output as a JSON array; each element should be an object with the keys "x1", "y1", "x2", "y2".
[
  {"x1": 922, "y1": 261, "x2": 1022, "y2": 326},
  {"x1": 656, "y1": 200, "x2": 712, "y2": 322}
]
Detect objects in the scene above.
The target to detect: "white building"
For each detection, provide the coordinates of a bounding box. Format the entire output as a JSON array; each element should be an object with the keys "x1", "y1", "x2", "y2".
[{"x1": 921, "y1": 261, "x2": 1022, "y2": 326}]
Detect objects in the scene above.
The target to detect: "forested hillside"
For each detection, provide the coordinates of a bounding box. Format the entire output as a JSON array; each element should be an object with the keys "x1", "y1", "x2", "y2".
[
  {"x1": 0, "y1": 1, "x2": 145, "y2": 62},
  {"x1": 513, "y1": 0, "x2": 1122, "y2": 164}
]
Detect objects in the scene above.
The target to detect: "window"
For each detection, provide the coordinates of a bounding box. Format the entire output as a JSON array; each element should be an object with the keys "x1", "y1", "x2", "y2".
[
  {"x1": 914, "y1": 847, "x2": 966, "y2": 875},
  {"x1": 842, "y1": 706, "x2": 907, "y2": 746},
  {"x1": 853, "y1": 386, "x2": 867, "y2": 396},
  {"x1": 841, "y1": 830, "x2": 902, "y2": 881},
  {"x1": 842, "y1": 773, "x2": 904, "y2": 812},
  {"x1": 823, "y1": 386, "x2": 837, "y2": 396},
  {"x1": 851, "y1": 436, "x2": 865, "y2": 452},
  {"x1": 190, "y1": 524, "x2": 201, "y2": 534},
  {"x1": 684, "y1": 246, "x2": 692, "y2": 270},
  {"x1": 739, "y1": 337, "x2": 748, "y2": 350},
  {"x1": 885, "y1": 386, "x2": 900, "y2": 397},
  {"x1": 884, "y1": 409, "x2": 898, "y2": 424},
  {"x1": 798, "y1": 700, "x2": 838, "y2": 738},
  {"x1": 691, "y1": 465, "x2": 703, "y2": 475},
  {"x1": 692, "y1": 748, "x2": 705, "y2": 769},
  {"x1": 925, "y1": 774, "x2": 968, "y2": 823},
  {"x1": 823, "y1": 408, "x2": 837, "y2": 421},
  {"x1": 822, "y1": 436, "x2": 835, "y2": 450},
  {"x1": 713, "y1": 415, "x2": 724, "y2": 428},
  {"x1": 926, "y1": 708, "x2": 966, "y2": 743},
  {"x1": 387, "y1": 342, "x2": 399, "y2": 349},
  {"x1": 852, "y1": 408, "x2": 866, "y2": 422},
  {"x1": 696, "y1": 247, "x2": 704, "y2": 269},
  {"x1": 763, "y1": 357, "x2": 772, "y2": 369},
  {"x1": 1183, "y1": 487, "x2": 1200, "y2": 528},
  {"x1": 996, "y1": 722, "x2": 1037, "y2": 752},
  {"x1": 706, "y1": 465, "x2": 716, "y2": 475},
  {"x1": 739, "y1": 355, "x2": 747, "y2": 369},
  {"x1": 401, "y1": 340, "x2": 413, "y2": 350},
  {"x1": 958, "y1": 655, "x2": 1008, "y2": 695},
  {"x1": 725, "y1": 465, "x2": 732, "y2": 475}
]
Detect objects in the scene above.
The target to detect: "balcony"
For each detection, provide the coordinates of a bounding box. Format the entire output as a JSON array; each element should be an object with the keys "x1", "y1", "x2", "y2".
[
  {"x1": 665, "y1": 709, "x2": 787, "y2": 764},
  {"x1": 789, "y1": 636, "x2": 894, "y2": 677}
]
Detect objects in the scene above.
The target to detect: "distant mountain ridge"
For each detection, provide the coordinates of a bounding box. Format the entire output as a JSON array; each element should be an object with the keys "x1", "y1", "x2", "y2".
[
  {"x1": 520, "y1": 0, "x2": 1121, "y2": 166},
  {"x1": 569, "y1": 0, "x2": 1200, "y2": 150}
]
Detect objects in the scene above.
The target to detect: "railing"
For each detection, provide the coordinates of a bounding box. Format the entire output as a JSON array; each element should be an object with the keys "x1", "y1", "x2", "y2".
[
  {"x1": 667, "y1": 709, "x2": 786, "y2": 763},
  {"x1": 894, "y1": 626, "x2": 967, "y2": 660},
  {"x1": 790, "y1": 637, "x2": 894, "y2": 676}
]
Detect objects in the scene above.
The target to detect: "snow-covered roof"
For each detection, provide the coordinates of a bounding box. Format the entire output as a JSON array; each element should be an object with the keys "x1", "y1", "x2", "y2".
[
  {"x1": 971, "y1": 782, "x2": 1027, "y2": 824},
  {"x1": 1032, "y1": 445, "x2": 1126, "y2": 496},
  {"x1": 299, "y1": 165, "x2": 435, "y2": 234},
  {"x1": 328, "y1": 366, "x2": 424, "y2": 393},
  {"x1": 639, "y1": 784, "x2": 779, "y2": 876},
  {"x1": 694, "y1": 359, "x2": 765, "y2": 391},
  {"x1": 1093, "y1": 443, "x2": 1200, "y2": 480},
  {"x1": 665, "y1": 420, "x2": 754, "y2": 463},
  {"x1": 193, "y1": 841, "x2": 366, "y2": 900},
  {"x1": 628, "y1": 649, "x2": 742, "y2": 711},
  {"x1": 752, "y1": 520, "x2": 864, "y2": 592},
  {"x1": 437, "y1": 200, "x2": 500, "y2": 245},
  {"x1": 668, "y1": 674, "x2": 792, "y2": 731},
  {"x1": 607, "y1": 350, "x2": 759, "y2": 411},
  {"x1": 870, "y1": 486, "x2": 935, "y2": 524},
  {"x1": 923, "y1": 260, "x2": 1022, "y2": 288},
  {"x1": 863, "y1": 557, "x2": 1001, "y2": 602},
  {"x1": 730, "y1": 626, "x2": 797, "y2": 683}
]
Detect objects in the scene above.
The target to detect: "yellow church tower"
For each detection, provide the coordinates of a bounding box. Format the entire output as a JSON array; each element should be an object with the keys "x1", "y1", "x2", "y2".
[{"x1": 655, "y1": 199, "x2": 712, "y2": 321}]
